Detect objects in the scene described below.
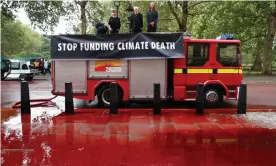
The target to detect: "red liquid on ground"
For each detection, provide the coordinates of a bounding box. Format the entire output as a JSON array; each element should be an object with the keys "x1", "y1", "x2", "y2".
[{"x1": 1, "y1": 109, "x2": 276, "y2": 166}]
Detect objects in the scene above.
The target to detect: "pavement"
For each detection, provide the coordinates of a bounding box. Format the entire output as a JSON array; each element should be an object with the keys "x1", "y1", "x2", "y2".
[
  {"x1": 243, "y1": 76, "x2": 276, "y2": 84},
  {"x1": 1, "y1": 76, "x2": 276, "y2": 165}
]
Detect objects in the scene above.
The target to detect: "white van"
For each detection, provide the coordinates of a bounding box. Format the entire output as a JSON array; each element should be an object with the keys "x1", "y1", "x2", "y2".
[{"x1": 1, "y1": 59, "x2": 39, "y2": 81}]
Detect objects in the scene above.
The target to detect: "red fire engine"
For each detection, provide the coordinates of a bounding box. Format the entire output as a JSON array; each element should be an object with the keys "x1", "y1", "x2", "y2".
[{"x1": 51, "y1": 34, "x2": 242, "y2": 108}]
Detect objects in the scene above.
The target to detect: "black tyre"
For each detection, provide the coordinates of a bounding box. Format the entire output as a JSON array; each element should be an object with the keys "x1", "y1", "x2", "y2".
[
  {"x1": 1, "y1": 72, "x2": 5, "y2": 80},
  {"x1": 97, "y1": 84, "x2": 123, "y2": 107},
  {"x1": 25, "y1": 76, "x2": 34, "y2": 81},
  {"x1": 204, "y1": 87, "x2": 223, "y2": 108}
]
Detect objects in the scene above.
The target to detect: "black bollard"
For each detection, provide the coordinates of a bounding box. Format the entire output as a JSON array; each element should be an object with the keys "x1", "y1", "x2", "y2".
[
  {"x1": 21, "y1": 81, "x2": 31, "y2": 114},
  {"x1": 109, "y1": 82, "x2": 118, "y2": 114},
  {"x1": 65, "y1": 82, "x2": 74, "y2": 114},
  {"x1": 196, "y1": 83, "x2": 204, "y2": 115},
  {"x1": 153, "y1": 83, "x2": 161, "y2": 114},
  {"x1": 237, "y1": 84, "x2": 247, "y2": 114}
]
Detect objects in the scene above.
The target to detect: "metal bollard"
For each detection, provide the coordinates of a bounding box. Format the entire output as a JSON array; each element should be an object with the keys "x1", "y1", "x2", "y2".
[
  {"x1": 196, "y1": 83, "x2": 204, "y2": 115},
  {"x1": 237, "y1": 84, "x2": 247, "y2": 114},
  {"x1": 153, "y1": 83, "x2": 161, "y2": 114},
  {"x1": 110, "y1": 82, "x2": 118, "y2": 114},
  {"x1": 21, "y1": 81, "x2": 31, "y2": 114},
  {"x1": 65, "y1": 82, "x2": 74, "y2": 114}
]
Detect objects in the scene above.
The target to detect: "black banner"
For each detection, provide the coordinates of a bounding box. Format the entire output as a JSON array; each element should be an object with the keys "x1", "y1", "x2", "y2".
[{"x1": 51, "y1": 33, "x2": 184, "y2": 60}]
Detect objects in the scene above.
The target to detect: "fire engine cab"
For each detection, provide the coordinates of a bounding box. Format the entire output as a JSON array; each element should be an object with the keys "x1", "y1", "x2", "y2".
[{"x1": 51, "y1": 33, "x2": 242, "y2": 108}]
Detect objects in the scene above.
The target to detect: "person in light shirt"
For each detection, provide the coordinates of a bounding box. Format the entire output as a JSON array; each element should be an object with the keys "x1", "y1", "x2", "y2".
[{"x1": 44, "y1": 59, "x2": 50, "y2": 75}]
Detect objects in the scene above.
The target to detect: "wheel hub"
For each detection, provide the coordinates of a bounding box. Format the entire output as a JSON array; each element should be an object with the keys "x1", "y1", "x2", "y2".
[
  {"x1": 101, "y1": 89, "x2": 110, "y2": 105},
  {"x1": 205, "y1": 90, "x2": 219, "y2": 103}
]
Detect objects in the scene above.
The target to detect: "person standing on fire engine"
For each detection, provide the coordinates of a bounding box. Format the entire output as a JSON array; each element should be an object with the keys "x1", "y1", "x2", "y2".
[
  {"x1": 95, "y1": 22, "x2": 109, "y2": 35},
  {"x1": 130, "y1": 6, "x2": 143, "y2": 33},
  {"x1": 147, "y1": 2, "x2": 158, "y2": 32},
  {"x1": 108, "y1": 9, "x2": 121, "y2": 34}
]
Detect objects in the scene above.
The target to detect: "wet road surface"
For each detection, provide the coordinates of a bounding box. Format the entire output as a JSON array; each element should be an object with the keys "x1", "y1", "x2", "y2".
[
  {"x1": 1, "y1": 109, "x2": 276, "y2": 166},
  {"x1": 1, "y1": 79, "x2": 276, "y2": 108},
  {"x1": 1, "y1": 79, "x2": 276, "y2": 166}
]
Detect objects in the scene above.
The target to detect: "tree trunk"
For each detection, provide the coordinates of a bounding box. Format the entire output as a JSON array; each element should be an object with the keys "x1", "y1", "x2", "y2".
[
  {"x1": 263, "y1": 13, "x2": 276, "y2": 75},
  {"x1": 167, "y1": 1, "x2": 188, "y2": 32},
  {"x1": 180, "y1": 1, "x2": 188, "y2": 32},
  {"x1": 251, "y1": 40, "x2": 263, "y2": 71},
  {"x1": 252, "y1": 52, "x2": 263, "y2": 71},
  {"x1": 79, "y1": 1, "x2": 87, "y2": 34}
]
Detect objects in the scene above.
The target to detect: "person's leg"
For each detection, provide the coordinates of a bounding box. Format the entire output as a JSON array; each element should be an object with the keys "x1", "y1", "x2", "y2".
[
  {"x1": 153, "y1": 25, "x2": 157, "y2": 32},
  {"x1": 147, "y1": 25, "x2": 151, "y2": 32},
  {"x1": 137, "y1": 28, "x2": 142, "y2": 33},
  {"x1": 148, "y1": 25, "x2": 154, "y2": 32},
  {"x1": 41, "y1": 67, "x2": 44, "y2": 74},
  {"x1": 111, "y1": 31, "x2": 118, "y2": 34}
]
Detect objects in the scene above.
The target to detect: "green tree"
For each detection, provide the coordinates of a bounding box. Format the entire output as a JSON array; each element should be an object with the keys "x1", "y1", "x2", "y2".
[
  {"x1": 24, "y1": 1, "x2": 67, "y2": 32},
  {"x1": 167, "y1": 1, "x2": 208, "y2": 32},
  {"x1": 1, "y1": 13, "x2": 42, "y2": 57},
  {"x1": 188, "y1": 1, "x2": 275, "y2": 75},
  {"x1": 261, "y1": 2, "x2": 276, "y2": 75}
]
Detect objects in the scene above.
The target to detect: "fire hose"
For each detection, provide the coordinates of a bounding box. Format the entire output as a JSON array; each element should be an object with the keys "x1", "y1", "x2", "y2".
[{"x1": 12, "y1": 96, "x2": 58, "y2": 109}]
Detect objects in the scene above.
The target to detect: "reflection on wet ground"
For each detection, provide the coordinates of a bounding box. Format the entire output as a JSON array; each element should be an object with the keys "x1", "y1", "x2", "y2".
[
  {"x1": 1, "y1": 107, "x2": 276, "y2": 166},
  {"x1": 2, "y1": 80, "x2": 276, "y2": 165}
]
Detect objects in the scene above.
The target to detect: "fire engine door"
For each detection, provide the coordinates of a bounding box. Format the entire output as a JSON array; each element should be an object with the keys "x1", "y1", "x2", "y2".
[
  {"x1": 185, "y1": 43, "x2": 211, "y2": 86},
  {"x1": 129, "y1": 59, "x2": 166, "y2": 99}
]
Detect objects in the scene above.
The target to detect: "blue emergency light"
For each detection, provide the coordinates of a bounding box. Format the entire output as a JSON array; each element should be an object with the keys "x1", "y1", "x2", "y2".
[{"x1": 216, "y1": 34, "x2": 234, "y2": 40}]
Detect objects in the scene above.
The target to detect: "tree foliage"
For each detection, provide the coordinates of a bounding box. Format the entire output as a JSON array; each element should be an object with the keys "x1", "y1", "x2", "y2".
[
  {"x1": 24, "y1": 1, "x2": 67, "y2": 32},
  {"x1": 1, "y1": 0, "x2": 276, "y2": 75},
  {"x1": 188, "y1": 1, "x2": 276, "y2": 75},
  {"x1": 1, "y1": 13, "x2": 42, "y2": 57}
]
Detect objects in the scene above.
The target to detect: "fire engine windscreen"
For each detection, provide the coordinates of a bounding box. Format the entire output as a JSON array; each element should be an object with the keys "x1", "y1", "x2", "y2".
[
  {"x1": 216, "y1": 44, "x2": 240, "y2": 67},
  {"x1": 51, "y1": 33, "x2": 184, "y2": 60}
]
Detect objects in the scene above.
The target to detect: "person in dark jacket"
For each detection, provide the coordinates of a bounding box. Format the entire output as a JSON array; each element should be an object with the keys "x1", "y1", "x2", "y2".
[
  {"x1": 130, "y1": 6, "x2": 143, "y2": 33},
  {"x1": 146, "y1": 2, "x2": 158, "y2": 32},
  {"x1": 108, "y1": 10, "x2": 121, "y2": 34},
  {"x1": 95, "y1": 22, "x2": 109, "y2": 35}
]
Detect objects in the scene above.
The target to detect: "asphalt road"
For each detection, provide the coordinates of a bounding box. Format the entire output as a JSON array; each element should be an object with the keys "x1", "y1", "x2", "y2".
[
  {"x1": 1, "y1": 76, "x2": 276, "y2": 166},
  {"x1": 1, "y1": 77, "x2": 276, "y2": 109}
]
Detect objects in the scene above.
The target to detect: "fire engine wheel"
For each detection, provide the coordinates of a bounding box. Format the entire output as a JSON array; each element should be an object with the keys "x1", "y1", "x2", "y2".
[
  {"x1": 204, "y1": 88, "x2": 223, "y2": 108},
  {"x1": 97, "y1": 84, "x2": 123, "y2": 107}
]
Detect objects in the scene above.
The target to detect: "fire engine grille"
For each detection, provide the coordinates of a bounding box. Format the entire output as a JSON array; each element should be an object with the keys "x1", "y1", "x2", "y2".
[{"x1": 54, "y1": 60, "x2": 87, "y2": 93}]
